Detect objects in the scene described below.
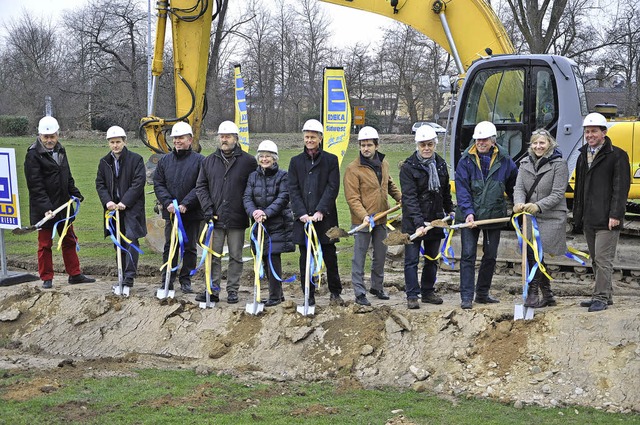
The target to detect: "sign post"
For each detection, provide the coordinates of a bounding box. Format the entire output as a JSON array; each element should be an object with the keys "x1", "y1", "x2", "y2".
[{"x1": 0, "y1": 148, "x2": 38, "y2": 286}]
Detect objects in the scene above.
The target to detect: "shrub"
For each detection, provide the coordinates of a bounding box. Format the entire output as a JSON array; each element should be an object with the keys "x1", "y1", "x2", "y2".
[{"x1": 0, "y1": 116, "x2": 30, "y2": 136}]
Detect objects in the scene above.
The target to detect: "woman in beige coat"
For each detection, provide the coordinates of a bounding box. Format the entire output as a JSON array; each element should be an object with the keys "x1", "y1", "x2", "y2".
[{"x1": 513, "y1": 129, "x2": 569, "y2": 307}]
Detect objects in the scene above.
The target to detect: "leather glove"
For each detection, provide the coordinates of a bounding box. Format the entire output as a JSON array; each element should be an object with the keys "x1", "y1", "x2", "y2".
[
  {"x1": 523, "y1": 203, "x2": 539, "y2": 214},
  {"x1": 513, "y1": 203, "x2": 525, "y2": 213}
]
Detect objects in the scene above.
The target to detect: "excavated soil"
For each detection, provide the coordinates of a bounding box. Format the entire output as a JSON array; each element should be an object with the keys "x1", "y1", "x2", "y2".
[{"x1": 1, "y1": 258, "x2": 639, "y2": 414}]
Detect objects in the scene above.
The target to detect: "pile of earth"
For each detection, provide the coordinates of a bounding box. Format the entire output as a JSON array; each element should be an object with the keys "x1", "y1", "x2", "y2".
[{"x1": 1, "y1": 259, "x2": 638, "y2": 414}]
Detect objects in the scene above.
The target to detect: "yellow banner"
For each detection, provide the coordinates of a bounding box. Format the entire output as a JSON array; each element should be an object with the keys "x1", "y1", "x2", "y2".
[
  {"x1": 234, "y1": 65, "x2": 249, "y2": 152},
  {"x1": 322, "y1": 67, "x2": 351, "y2": 166}
]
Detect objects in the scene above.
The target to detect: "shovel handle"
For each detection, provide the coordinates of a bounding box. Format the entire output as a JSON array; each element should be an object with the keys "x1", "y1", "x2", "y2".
[
  {"x1": 408, "y1": 216, "x2": 452, "y2": 242},
  {"x1": 451, "y1": 216, "x2": 511, "y2": 229},
  {"x1": 35, "y1": 199, "x2": 74, "y2": 228},
  {"x1": 348, "y1": 204, "x2": 402, "y2": 235}
]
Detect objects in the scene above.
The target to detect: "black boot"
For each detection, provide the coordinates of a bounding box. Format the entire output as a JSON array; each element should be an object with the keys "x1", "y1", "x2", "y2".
[
  {"x1": 524, "y1": 279, "x2": 539, "y2": 308},
  {"x1": 535, "y1": 277, "x2": 556, "y2": 307}
]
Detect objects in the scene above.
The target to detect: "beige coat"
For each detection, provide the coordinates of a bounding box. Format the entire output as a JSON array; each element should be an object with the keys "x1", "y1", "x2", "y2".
[{"x1": 344, "y1": 153, "x2": 402, "y2": 226}]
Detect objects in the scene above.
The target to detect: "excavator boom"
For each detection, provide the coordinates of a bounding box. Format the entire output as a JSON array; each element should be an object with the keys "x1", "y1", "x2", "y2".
[{"x1": 321, "y1": 0, "x2": 514, "y2": 72}]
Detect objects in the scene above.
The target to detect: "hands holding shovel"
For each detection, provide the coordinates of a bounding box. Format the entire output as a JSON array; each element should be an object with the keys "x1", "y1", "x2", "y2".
[
  {"x1": 326, "y1": 204, "x2": 401, "y2": 239},
  {"x1": 12, "y1": 198, "x2": 75, "y2": 235}
]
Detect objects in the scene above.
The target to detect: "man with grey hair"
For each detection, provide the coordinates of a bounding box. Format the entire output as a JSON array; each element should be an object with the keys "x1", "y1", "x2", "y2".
[
  {"x1": 455, "y1": 121, "x2": 517, "y2": 309},
  {"x1": 25, "y1": 116, "x2": 95, "y2": 289},
  {"x1": 399, "y1": 125, "x2": 452, "y2": 309},
  {"x1": 196, "y1": 120, "x2": 257, "y2": 304}
]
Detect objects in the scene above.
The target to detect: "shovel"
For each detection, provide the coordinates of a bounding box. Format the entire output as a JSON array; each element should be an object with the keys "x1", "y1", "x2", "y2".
[
  {"x1": 515, "y1": 214, "x2": 534, "y2": 320},
  {"x1": 111, "y1": 210, "x2": 130, "y2": 297},
  {"x1": 246, "y1": 222, "x2": 265, "y2": 315},
  {"x1": 431, "y1": 216, "x2": 511, "y2": 230},
  {"x1": 157, "y1": 216, "x2": 177, "y2": 300},
  {"x1": 12, "y1": 199, "x2": 73, "y2": 235},
  {"x1": 297, "y1": 222, "x2": 316, "y2": 316},
  {"x1": 325, "y1": 204, "x2": 401, "y2": 239}
]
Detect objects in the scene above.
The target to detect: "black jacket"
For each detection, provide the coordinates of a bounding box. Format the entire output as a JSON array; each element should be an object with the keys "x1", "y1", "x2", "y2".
[
  {"x1": 400, "y1": 152, "x2": 453, "y2": 240},
  {"x1": 154, "y1": 148, "x2": 205, "y2": 221},
  {"x1": 24, "y1": 138, "x2": 83, "y2": 228},
  {"x1": 288, "y1": 148, "x2": 340, "y2": 245},
  {"x1": 243, "y1": 165, "x2": 294, "y2": 254},
  {"x1": 196, "y1": 144, "x2": 257, "y2": 229},
  {"x1": 573, "y1": 136, "x2": 630, "y2": 230},
  {"x1": 96, "y1": 147, "x2": 147, "y2": 239}
]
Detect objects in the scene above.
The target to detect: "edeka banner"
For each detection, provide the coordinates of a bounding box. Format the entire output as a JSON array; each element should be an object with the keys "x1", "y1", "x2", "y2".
[
  {"x1": 0, "y1": 148, "x2": 21, "y2": 230},
  {"x1": 234, "y1": 65, "x2": 250, "y2": 152},
  {"x1": 322, "y1": 67, "x2": 351, "y2": 166}
]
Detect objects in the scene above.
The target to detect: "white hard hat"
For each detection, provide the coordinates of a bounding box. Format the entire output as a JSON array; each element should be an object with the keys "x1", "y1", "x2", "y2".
[
  {"x1": 473, "y1": 121, "x2": 497, "y2": 139},
  {"x1": 415, "y1": 125, "x2": 438, "y2": 143},
  {"x1": 38, "y1": 116, "x2": 59, "y2": 135},
  {"x1": 170, "y1": 121, "x2": 193, "y2": 137},
  {"x1": 582, "y1": 112, "x2": 607, "y2": 127},
  {"x1": 358, "y1": 126, "x2": 379, "y2": 141},
  {"x1": 302, "y1": 119, "x2": 323, "y2": 134},
  {"x1": 106, "y1": 126, "x2": 127, "y2": 140},
  {"x1": 257, "y1": 140, "x2": 278, "y2": 155},
  {"x1": 218, "y1": 120, "x2": 239, "y2": 135}
]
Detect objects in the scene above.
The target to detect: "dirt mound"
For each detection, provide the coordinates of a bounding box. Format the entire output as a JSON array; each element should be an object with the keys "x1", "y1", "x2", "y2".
[{"x1": 0, "y1": 272, "x2": 638, "y2": 414}]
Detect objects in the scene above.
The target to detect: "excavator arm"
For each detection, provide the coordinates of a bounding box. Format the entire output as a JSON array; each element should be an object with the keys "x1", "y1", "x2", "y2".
[
  {"x1": 320, "y1": 0, "x2": 514, "y2": 73},
  {"x1": 140, "y1": 0, "x2": 214, "y2": 154}
]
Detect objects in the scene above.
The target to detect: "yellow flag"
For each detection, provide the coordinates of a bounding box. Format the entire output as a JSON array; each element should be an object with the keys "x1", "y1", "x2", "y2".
[
  {"x1": 234, "y1": 65, "x2": 249, "y2": 152},
  {"x1": 322, "y1": 67, "x2": 351, "y2": 166}
]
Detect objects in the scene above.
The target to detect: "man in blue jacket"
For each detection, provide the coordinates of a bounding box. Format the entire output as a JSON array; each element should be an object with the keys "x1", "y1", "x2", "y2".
[
  {"x1": 455, "y1": 121, "x2": 517, "y2": 309},
  {"x1": 154, "y1": 122, "x2": 204, "y2": 294}
]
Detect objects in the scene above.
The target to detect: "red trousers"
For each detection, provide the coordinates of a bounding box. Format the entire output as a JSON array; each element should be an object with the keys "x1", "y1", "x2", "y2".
[{"x1": 37, "y1": 225, "x2": 81, "y2": 280}]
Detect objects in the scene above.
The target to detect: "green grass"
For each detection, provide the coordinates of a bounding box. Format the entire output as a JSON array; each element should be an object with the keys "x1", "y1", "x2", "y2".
[
  {"x1": 0, "y1": 368, "x2": 636, "y2": 424},
  {"x1": 1, "y1": 136, "x2": 415, "y2": 275}
]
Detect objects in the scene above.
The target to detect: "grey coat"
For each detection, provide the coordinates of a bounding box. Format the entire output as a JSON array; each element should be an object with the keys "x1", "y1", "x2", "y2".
[{"x1": 514, "y1": 149, "x2": 568, "y2": 256}]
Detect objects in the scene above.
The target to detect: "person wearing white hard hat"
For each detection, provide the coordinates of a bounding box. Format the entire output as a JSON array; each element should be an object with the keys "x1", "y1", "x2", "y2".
[
  {"x1": 574, "y1": 113, "x2": 630, "y2": 312},
  {"x1": 513, "y1": 129, "x2": 568, "y2": 308},
  {"x1": 195, "y1": 120, "x2": 257, "y2": 304},
  {"x1": 455, "y1": 120, "x2": 517, "y2": 309},
  {"x1": 243, "y1": 140, "x2": 294, "y2": 306},
  {"x1": 344, "y1": 126, "x2": 401, "y2": 306},
  {"x1": 288, "y1": 118, "x2": 344, "y2": 306},
  {"x1": 96, "y1": 126, "x2": 147, "y2": 288},
  {"x1": 25, "y1": 116, "x2": 96, "y2": 289},
  {"x1": 154, "y1": 121, "x2": 204, "y2": 294},
  {"x1": 399, "y1": 124, "x2": 454, "y2": 309}
]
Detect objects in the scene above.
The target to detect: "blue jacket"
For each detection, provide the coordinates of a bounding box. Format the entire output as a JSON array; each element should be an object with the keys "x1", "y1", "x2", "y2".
[{"x1": 454, "y1": 143, "x2": 517, "y2": 226}]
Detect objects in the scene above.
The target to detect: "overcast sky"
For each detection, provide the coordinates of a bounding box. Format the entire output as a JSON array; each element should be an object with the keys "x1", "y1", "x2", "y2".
[{"x1": 0, "y1": 0, "x2": 391, "y2": 46}]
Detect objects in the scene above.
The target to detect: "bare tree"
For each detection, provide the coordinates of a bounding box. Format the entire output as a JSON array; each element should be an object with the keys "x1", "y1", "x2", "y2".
[
  {"x1": 64, "y1": 0, "x2": 148, "y2": 129},
  {"x1": 505, "y1": 0, "x2": 569, "y2": 54},
  {"x1": 2, "y1": 11, "x2": 65, "y2": 123}
]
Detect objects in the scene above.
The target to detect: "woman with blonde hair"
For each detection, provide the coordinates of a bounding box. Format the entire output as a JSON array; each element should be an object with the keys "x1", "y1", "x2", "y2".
[{"x1": 513, "y1": 129, "x2": 569, "y2": 307}]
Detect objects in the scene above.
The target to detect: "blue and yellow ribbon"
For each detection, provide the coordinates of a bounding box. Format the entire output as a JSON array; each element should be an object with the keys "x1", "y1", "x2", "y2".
[
  {"x1": 511, "y1": 212, "x2": 552, "y2": 285},
  {"x1": 104, "y1": 210, "x2": 144, "y2": 260},
  {"x1": 191, "y1": 220, "x2": 223, "y2": 294},
  {"x1": 51, "y1": 197, "x2": 81, "y2": 251},
  {"x1": 250, "y1": 222, "x2": 296, "y2": 284},
  {"x1": 304, "y1": 221, "x2": 324, "y2": 288}
]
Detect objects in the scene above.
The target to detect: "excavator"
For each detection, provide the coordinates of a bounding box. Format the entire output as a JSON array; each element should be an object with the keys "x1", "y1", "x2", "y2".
[{"x1": 139, "y1": 0, "x2": 639, "y2": 277}]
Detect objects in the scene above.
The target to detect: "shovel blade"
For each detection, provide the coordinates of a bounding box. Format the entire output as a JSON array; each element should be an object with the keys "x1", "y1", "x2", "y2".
[
  {"x1": 245, "y1": 302, "x2": 264, "y2": 315},
  {"x1": 297, "y1": 304, "x2": 315, "y2": 316},
  {"x1": 11, "y1": 226, "x2": 35, "y2": 235},
  {"x1": 122, "y1": 286, "x2": 130, "y2": 297},
  {"x1": 199, "y1": 292, "x2": 216, "y2": 309},
  {"x1": 514, "y1": 304, "x2": 534, "y2": 320},
  {"x1": 156, "y1": 288, "x2": 175, "y2": 300}
]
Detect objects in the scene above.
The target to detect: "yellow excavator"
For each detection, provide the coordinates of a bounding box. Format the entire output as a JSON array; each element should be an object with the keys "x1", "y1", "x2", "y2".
[{"x1": 140, "y1": 0, "x2": 639, "y2": 273}]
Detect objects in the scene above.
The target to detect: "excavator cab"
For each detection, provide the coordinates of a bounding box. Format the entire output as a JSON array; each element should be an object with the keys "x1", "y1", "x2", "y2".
[
  {"x1": 451, "y1": 55, "x2": 587, "y2": 174},
  {"x1": 453, "y1": 58, "x2": 561, "y2": 167}
]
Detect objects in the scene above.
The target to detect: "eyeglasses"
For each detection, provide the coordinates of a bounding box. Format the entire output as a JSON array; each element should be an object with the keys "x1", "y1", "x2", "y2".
[{"x1": 532, "y1": 129, "x2": 549, "y2": 135}]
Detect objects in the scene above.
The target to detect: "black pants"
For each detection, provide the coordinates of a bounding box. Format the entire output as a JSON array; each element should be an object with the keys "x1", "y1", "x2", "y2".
[
  {"x1": 298, "y1": 242, "x2": 342, "y2": 297},
  {"x1": 163, "y1": 219, "x2": 201, "y2": 284},
  {"x1": 264, "y1": 253, "x2": 283, "y2": 301}
]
